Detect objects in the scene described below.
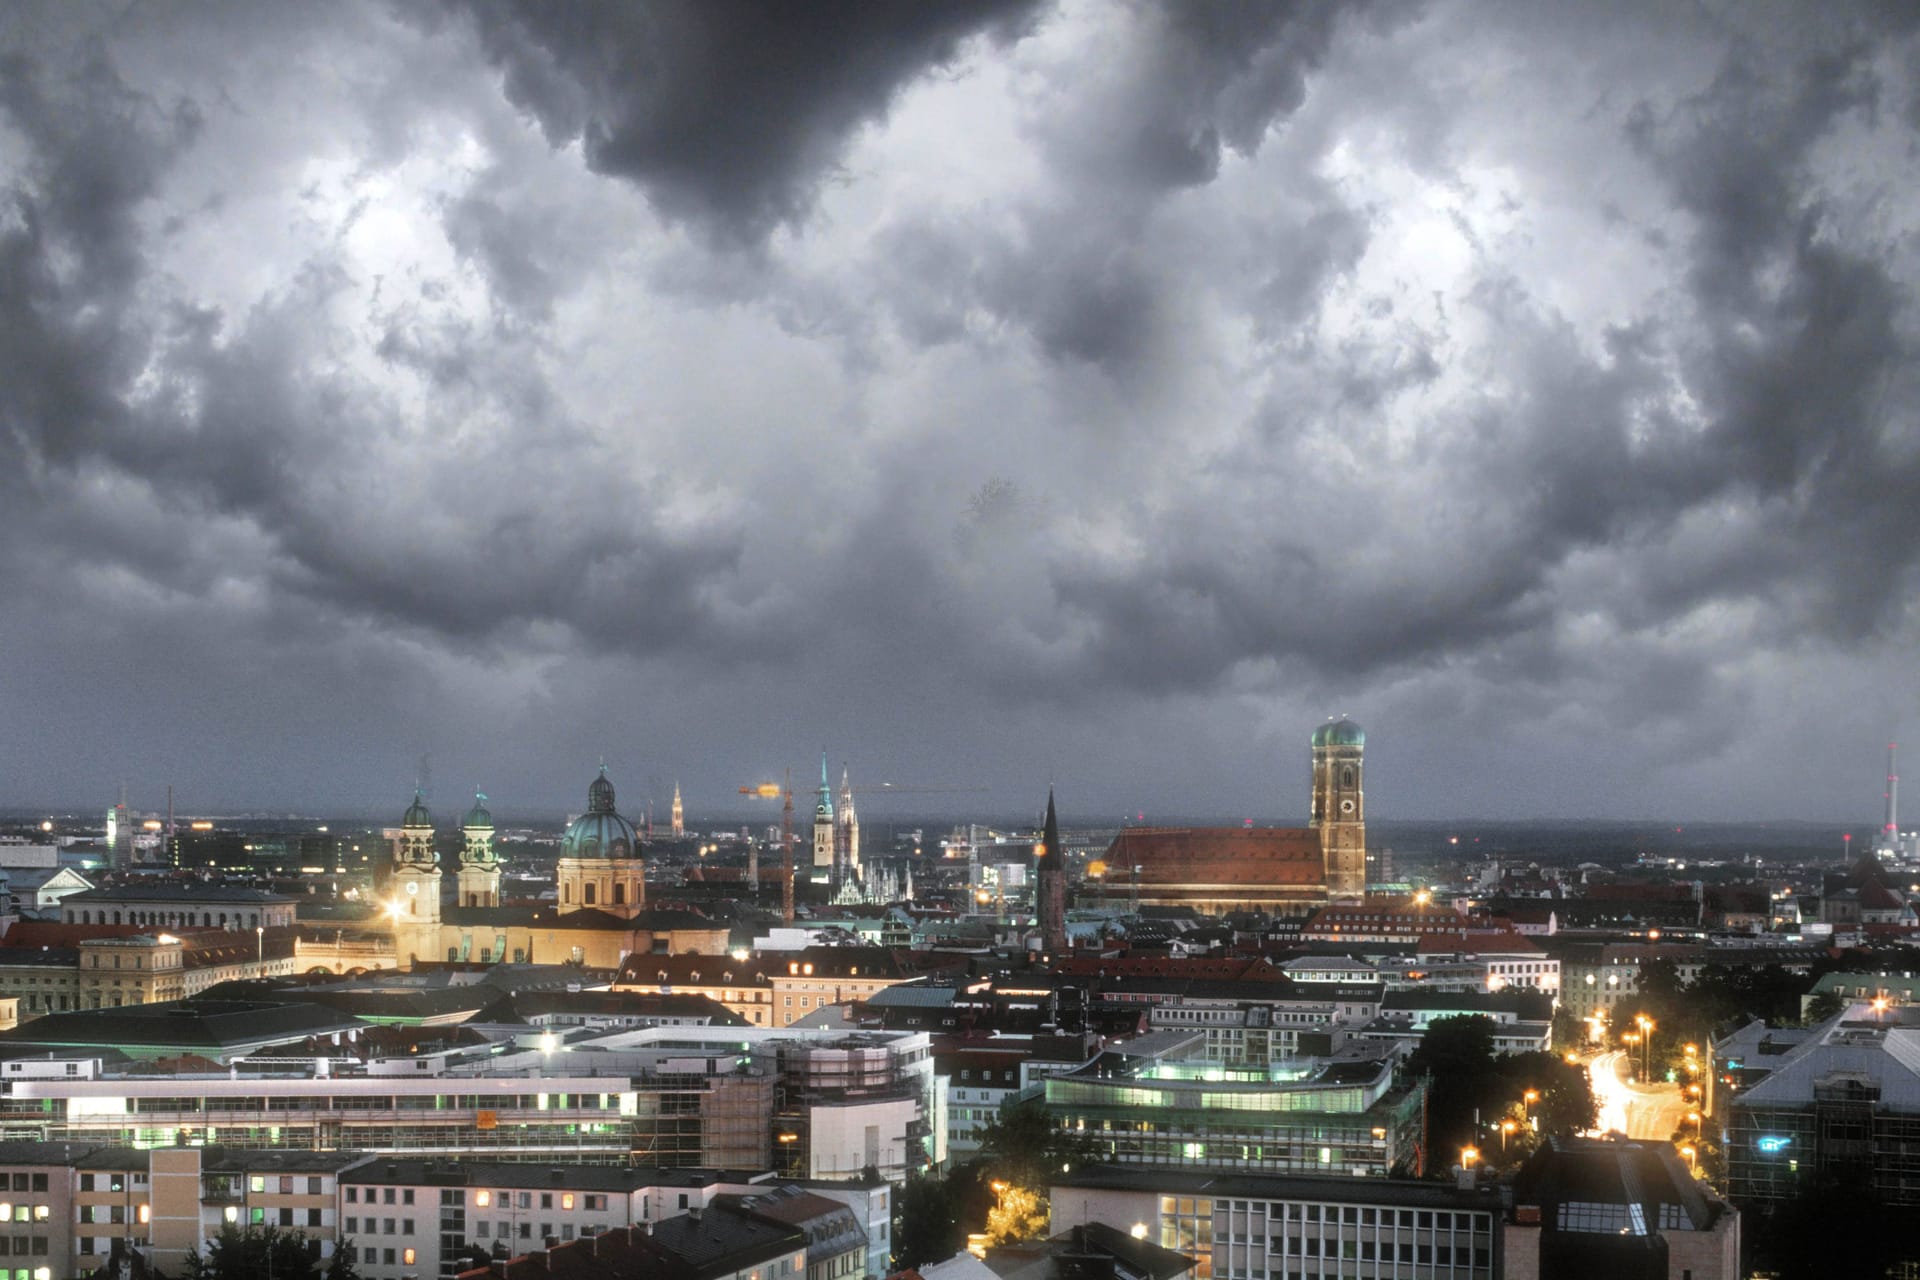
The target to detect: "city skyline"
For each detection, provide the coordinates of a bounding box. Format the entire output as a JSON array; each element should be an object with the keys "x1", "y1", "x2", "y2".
[{"x1": 4, "y1": 3, "x2": 1919, "y2": 822}]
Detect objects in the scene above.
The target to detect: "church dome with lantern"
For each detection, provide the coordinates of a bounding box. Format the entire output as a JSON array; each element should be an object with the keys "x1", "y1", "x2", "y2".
[{"x1": 560, "y1": 767, "x2": 640, "y2": 859}]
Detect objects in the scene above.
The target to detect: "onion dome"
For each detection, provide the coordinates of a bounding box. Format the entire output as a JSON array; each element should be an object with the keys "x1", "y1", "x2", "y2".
[
  {"x1": 1312, "y1": 718, "x2": 1365, "y2": 749},
  {"x1": 562, "y1": 767, "x2": 639, "y2": 859},
  {"x1": 402, "y1": 790, "x2": 433, "y2": 828},
  {"x1": 464, "y1": 792, "x2": 493, "y2": 830}
]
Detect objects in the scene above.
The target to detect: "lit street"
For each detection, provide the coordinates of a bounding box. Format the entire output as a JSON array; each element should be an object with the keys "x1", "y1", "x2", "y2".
[{"x1": 1588, "y1": 1049, "x2": 1692, "y2": 1141}]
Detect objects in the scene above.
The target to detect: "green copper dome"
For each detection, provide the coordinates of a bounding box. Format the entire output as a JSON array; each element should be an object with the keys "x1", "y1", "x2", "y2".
[
  {"x1": 1313, "y1": 718, "x2": 1365, "y2": 748},
  {"x1": 402, "y1": 790, "x2": 432, "y2": 828},
  {"x1": 562, "y1": 768, "x2": 639, "y2": 859},
  {"x1": 464, "y1": 792, "x2": 493, "y2": 829}
]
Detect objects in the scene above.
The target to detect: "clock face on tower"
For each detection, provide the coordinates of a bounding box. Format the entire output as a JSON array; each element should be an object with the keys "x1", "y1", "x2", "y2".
[
  {"x1": 1340, "y1": 799, "x2": 1356, "y2": 815},
  {"x1": 406, "y1": 881, "x2": 419, "y2": 895}
]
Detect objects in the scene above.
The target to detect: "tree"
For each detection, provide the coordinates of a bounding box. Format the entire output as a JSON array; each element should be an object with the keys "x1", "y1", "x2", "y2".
[
  {"x1": 1549, "y1": 1006, "x2": 1584, "y2": 1053},
  {"x1": 328, "y1": 1240, "x2": 364, "y2": 1280},
  {"x1": 1803, "y1": 989, "x2": 1844, "y2": 1025},
  {"x1": 1406, "y1": 1015, "x2": 1501, "y2": 1162},
  {"x1": 1408, "y1": 1021, "x2": 1597, "y2": 1171},
  {"x1": 975, "y1": 1097, "x2": 1096, "y2": 1192},
  {"x1": 1495, "y1": 1051, "x2": 1597, "y2": 1139},
  {"x1": 893, "y1": 1172, "x2": 962, "y2": 1270},
  {"x1": 984, "y1": 1183, "x2": 1049, "y2": 1245},
  {"x1": 184, "y1": 1226, "x2": 331, "y2": 1280}
]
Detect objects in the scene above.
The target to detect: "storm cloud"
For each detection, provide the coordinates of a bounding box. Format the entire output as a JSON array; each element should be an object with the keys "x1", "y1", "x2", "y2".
[{"x1": 1, "y1": 0, "x2": 1917, "y2": 824}]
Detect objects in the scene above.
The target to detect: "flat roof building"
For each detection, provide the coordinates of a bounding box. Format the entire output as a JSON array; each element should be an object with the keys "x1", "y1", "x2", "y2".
[
  {"x1": 1050, "y1": 1163, "x2": 1503, "y2": 1280},
  {"x1": 1041, "y1": 1031, "x2": 1427, "y2": 1179}
]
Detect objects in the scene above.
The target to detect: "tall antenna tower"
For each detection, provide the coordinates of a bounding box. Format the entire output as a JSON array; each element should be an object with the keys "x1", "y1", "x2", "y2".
[{"x1": 1885, "y1": 742, "x2": 1901, "y2": 852}]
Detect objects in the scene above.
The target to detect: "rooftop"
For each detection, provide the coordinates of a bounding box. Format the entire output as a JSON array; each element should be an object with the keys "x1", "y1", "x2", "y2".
[{"x1": 1051, "y1": 1163, "x2": 1501, "y2": 1211}]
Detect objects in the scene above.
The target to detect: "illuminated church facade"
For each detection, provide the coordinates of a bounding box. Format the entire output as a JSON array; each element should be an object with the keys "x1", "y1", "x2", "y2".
[{"x1": 298, "y1": 768, "x2": 725, "y2": 974}]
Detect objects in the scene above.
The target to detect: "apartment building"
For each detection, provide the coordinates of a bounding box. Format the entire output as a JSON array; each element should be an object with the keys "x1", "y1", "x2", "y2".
[
  {"x1": 612, "y1": 949, "x2": 946, "y2": 1031},
  {"x1": 0, "y1": 1025, "x2": 936, "y2": 1177},
  {"x1": 0, "y1": 1144, "x2": 871, "y2": 1280},
  {"x1": 341, "y1": 1159, "x2": 770, "y2": 1280},
  {"x1": 1050, "y1": 1163, "x2": 1504, "y2": 1280}
]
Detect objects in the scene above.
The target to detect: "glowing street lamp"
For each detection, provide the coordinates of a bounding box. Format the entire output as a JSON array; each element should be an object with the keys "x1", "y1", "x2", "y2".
[
  {"x1": 1500, "y1": 1119, "x2": 1518, "y2": 1154},
  {"x1": 1460, "y1": 1146, "x2": 1480, "y2": 1170},
  {"x1": 1679, "y1": 1144, "x2": 1697, "y2": 1172}
]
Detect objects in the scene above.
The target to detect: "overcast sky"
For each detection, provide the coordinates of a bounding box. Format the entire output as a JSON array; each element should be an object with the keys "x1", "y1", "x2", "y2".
[{"x1": 4, "y1": 1, "x2": 1919, "y2": 825}]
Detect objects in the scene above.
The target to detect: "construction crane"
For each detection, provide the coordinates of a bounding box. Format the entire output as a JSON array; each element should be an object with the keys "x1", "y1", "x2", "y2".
[{"x1": 738, "y1": 778, "x2": 989, "y2": 922}]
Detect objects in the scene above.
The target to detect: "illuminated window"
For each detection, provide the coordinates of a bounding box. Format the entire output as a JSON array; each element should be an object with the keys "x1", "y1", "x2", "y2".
[
  {"x1": 403, "y1": 1248, "x2": 416, "y2": 1265},
  {"x1": 475, "y1": 1191, "x2": 491, "y2": 1207},
  {"x1": 562, "y1": 1194, "x2": 575, "y2": 1210}
]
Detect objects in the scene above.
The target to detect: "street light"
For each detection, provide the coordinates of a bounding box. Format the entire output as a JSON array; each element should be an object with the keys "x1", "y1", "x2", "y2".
[
  {"x1": 1500, "y1": 1119, "x2": 1518, "y2": 1154},
  {"x1": 1460, "y1": 1146, "x2": 1480, "y2": 1170},
  {"x1": 1522, "y1": 1088, "x2": 1541, "y2": 1132},
  {"x1": 1635, "y1": 1015, "x2": 1655, "y2": 1079},
  {"x1": 255, "y1": 925, "x2": 264, "y2": 981}
]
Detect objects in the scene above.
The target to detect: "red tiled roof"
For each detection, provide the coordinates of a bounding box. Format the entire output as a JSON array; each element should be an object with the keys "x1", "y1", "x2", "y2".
[
  {"x1": 1582, "y1": 883, "x2": 1698, "y2": 902},
  {"x1": 1105, "y1": 827, "x2": 1324, "y2": 885},
  {"x1": 1050, "y1": 954, "x2": 1287, "y2": 981},
  {"x1": 1416, "y1": 930, "x2": 1545, "y2": 955},
  {"x1": 0, "y1": 922, "x2": 163, "y2": 948}
]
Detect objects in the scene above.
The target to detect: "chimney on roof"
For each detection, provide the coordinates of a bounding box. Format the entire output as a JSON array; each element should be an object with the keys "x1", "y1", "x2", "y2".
[{"x1": 689, "y1": 1206, "x2": 702, "y2": 1223}]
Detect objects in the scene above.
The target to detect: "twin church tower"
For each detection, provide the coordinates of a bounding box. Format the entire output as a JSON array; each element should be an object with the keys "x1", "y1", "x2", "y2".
[{"x1": 385, "y1": 766, "x2": 656, "y2": 965}]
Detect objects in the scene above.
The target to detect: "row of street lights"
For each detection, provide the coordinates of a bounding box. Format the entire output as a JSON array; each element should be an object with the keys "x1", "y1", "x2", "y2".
[{"x1": 1460, "y1": 1085, "x2": 1545, "y2": 1169}]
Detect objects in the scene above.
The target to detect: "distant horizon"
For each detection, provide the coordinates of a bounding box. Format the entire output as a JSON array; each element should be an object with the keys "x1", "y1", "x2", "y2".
[{"x1": 0, "y1": 803, "x2": 1886, "y2": 837}]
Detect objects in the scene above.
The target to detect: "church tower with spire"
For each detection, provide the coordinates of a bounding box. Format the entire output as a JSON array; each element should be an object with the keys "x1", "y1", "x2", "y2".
[
  {"x1": 1037, "y1": 788, "x2": 1067, "y2": 954},
  {"x1": 457, "y1": 792, "x2": 500, "y2": 908},
  {"x1": 836, "y1": 765, "x2": 862, "y2": 884},
  {"x1": 671, "y1": 782, "x2": 685, "y2": 838},
  {"x1": 392, "y1": 790, "x2": 443, "y2": 964},
  {"x1": 811, "y1": 754, "x2": 836, "y2": 881}
]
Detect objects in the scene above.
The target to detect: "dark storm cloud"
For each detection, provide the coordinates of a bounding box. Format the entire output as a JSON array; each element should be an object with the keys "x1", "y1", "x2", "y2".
[
  {"x1": 0, "y1": 52, "x2": 191, "y2": 479},
  {"x1": 1015, "y1": 5, "x2": 1920, "y2": 725},
  {"x1": 867, "y1": 0, "x2": 1383, "y2": 374},
  {"x1": 2, "y1": 1, "x2": 1918, "y2": 820},
  {"x1": 0, "y1": 29, "x2": 770, "y2": 673},
  {"x1": 1065, "y1": 0, "x2": 1379, "y2": 189},
  {"x1": 1625, "y1": 19, "x2": 1920, "y2": 641},
  {"x1": 446, "y1": 0, "x2": 1041, "y2": 240}
]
